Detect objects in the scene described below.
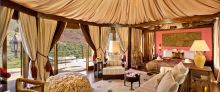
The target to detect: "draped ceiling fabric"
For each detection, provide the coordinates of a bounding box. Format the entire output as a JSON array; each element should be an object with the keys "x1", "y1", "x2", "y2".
[
  {"x1": 131, "y1": 28, "x2": 142, "y2": 68},
  {"x1": 0, "y1": 6, "x2": 14, "y2": 48},
  {"x1": 37, "y1": 18, "x2": 57, "y2": 81},
  {"x1": 19, "y1": 12, "x2": 38, "y2": 80},
  {"x1": 214, "y1": 17, "x2": 220, "y2": 81},
  {"x1": 11, "y1": 0, "x2": 220, "y2": 25}
]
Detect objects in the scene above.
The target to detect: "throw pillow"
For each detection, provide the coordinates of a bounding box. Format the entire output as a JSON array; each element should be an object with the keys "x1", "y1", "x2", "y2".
[
  {"x1": 157, "y1": 71, "x2": 179, "y2": 92},
  {"x1": 175, "y1": 62, "x2": 188, "y2": 75},
  {"x1": 171, "y1": 67, "x2": 186, "y2": 84}
]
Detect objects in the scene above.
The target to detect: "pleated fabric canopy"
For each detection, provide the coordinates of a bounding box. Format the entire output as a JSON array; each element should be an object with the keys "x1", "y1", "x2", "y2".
[{"x1": 11, "y1": 0, "x2": 220, "y2": 24}]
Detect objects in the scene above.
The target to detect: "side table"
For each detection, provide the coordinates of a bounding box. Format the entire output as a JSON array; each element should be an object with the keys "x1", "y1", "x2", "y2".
[
  {"x1": 93, "y1": 61, "x2": 103, "y2": 78},
  {"x1": 124, "y1": 73, "x2": 140, "y2": 90},
  {"x1": 189, "y1": 66, "x2": 212, "y2": 92}
]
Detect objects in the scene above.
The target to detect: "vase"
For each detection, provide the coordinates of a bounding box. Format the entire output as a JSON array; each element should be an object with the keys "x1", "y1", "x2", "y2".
[{"x1": 194, "y1": 52, "x2": 206, "y2": 68}]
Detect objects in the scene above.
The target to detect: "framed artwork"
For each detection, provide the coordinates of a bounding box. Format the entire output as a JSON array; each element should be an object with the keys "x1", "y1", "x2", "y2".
[{"x1": 162, "y1": 32, "x2": 201, "y2": 47}]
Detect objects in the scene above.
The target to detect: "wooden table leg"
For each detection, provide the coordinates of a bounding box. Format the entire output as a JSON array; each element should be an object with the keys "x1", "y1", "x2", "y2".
[{"x1": 131, "y1": 82, "x2": 133, "y2": 90}]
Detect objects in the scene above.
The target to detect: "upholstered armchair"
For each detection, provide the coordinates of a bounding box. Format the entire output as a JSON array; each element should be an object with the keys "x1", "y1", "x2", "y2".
[{"x1": 103, "y1": 54, "x2": 125, "y2": 79}]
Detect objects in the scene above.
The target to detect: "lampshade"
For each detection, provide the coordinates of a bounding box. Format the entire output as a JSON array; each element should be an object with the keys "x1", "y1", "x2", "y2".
[
  {"x1": 109, "y1": 41, "x2": 120, "y2": 53},
  {"x1": 190, "y1": 40, "x2": 210, "y2": 51}
]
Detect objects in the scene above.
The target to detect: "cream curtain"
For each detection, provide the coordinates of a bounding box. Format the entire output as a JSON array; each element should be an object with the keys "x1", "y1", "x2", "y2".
[
  {"x1": 100, "y1": 27, "x2": 111, "y2": 60},
  {"x1": 19, "y1": 12, "x2": 38, "y2": 80},
  {"x1": 144, "y1": 32, "x2": 155, "y2": 61},
  {"x1": 37, "y1": 18, "x2": 57, "y2": 81},
  {"x1": 214, "y1": 17, "x2": 220, "y2": 80},
  {"x1": 11, "y1": 0, "x2": 220, "y2": 24},
  {"x1": 131, "y1": 28, "x2": 142, "y2": 68},
  {"x1": 89, "y1": 26, "x2": 102, "y2": 59},
  {"x1": 0, "y1": 6, "x2": 14, "y2": 48},
  {"x1": 116, "y1": 27, "x2": 129, "y2": 53}
]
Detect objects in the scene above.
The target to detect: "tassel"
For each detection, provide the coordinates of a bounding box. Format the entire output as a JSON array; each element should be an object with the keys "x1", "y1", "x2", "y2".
[
  {"x1": 45, "y1": 60, "x2": 52, "y2": 72},
  {"x1": 31, "y1": 61, "x2": 37, "y2": 79}
]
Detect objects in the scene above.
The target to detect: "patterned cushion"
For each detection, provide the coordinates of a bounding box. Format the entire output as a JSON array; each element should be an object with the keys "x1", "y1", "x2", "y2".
[
  {"x1": 103, "y1": 66, "x2": 125, "y2": 75},
  {"x1": 108, "y1": 54, "x2": 122, "y2": 66}
]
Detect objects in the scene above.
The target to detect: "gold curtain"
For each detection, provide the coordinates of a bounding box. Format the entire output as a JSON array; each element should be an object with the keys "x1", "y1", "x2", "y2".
[
  {"x1": 116, "y1": 27, "x2": 129, "y2": 53},
  {"x1": 214, "y1": 17, "x2": 220, "y2": 81},
  {"x1": 0, "y1": 6, "x2": 14, "y2": 48},
  {"x1": 37, "y1": 18, "x2": 57, "y2": 81},
  {"x1": 19, "y1": 12, "x2": 38, "y2": 80},
  {"x1": 144, "y1": 32, "x2": 155, "y2": 61},
  {"x1": 11, "y1": 0, "x2": 220, "y2": 24},
  {"x1": 89, "y1": 26, "x2": 102, "y2": 59},
  {"x1": 131, "y1": 28, "x2": 142, "y2": 68},
  {"x1": 100, "y1": 27, "x2": 111, "y2": 60}
]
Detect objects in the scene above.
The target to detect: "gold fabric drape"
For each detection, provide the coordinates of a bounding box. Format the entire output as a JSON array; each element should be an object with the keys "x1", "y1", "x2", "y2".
[
  {"x1": 11, "y1": 0, "x2": 220, "y2": 25},
  {"x1": 89, "y1": 26, "x2": 102, "y2": 59},
  {"x1": 214, "y1": 17, "x2": 220, "y2": 81},
  {"x1": 0, "y1": 6, "x2": 14, "y2": 48},
  {"x1": 37, "y1": 18, "x2": 57, "y2": 81},
  {"x1": 144, "y1": 32, "x2": 155, "y2": 61},
  {"x1": 19, "y1": 12, "x2": 38, "y2": 79},
  {"x1": 131, "y1": 28, "x2": 142, "y2": 68},
  {"x1": 100, "y1": 27, "x2": 111, "y2": 60},
  {"x1": 116, "y1": 27, "x2": 129, "y2": 53}
]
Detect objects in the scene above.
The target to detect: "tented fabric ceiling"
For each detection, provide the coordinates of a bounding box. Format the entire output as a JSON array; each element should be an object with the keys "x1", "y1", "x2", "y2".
[{"x1": 11, "y1": 0, "x2": 220, "y2": 25}]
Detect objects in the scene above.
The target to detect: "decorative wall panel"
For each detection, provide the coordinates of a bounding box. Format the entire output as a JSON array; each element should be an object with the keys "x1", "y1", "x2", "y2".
[{"x1": 162, "y1": 32, "x2": 201, "y2": 47}]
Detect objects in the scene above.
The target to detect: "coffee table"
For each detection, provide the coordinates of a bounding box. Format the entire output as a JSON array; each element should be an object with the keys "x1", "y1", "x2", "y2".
[{"x1": 124, "y1": 73, "x2": 140, "y2": 90}]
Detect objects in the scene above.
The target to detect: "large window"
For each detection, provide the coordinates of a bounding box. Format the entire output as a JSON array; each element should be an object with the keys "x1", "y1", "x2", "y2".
[{"x1": 49, "y1": 28, "x2": 90, "y2": 73}]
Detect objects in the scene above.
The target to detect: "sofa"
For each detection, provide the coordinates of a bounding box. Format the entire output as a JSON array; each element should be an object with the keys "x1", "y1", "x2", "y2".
[
  {"x1": 103, "y1": 54, "x2": 125, "y2": 79},
  {"x1": 135, "y1": 62, "x2": 190, "y2": 92}
]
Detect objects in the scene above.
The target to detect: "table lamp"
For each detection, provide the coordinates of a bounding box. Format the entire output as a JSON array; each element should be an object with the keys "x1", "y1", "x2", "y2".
[{"x1": 190, "y1": 40, "x2": 210, "y2": 68}]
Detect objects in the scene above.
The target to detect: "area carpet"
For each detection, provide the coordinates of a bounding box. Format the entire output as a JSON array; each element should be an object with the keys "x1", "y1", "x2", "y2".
[{"x1": 92, "y1": 70, "x2": 156, "y2": 92}]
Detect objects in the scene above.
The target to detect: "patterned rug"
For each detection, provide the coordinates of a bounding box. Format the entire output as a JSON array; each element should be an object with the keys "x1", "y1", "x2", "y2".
[{"x1": 92, "y1": 70, "x2": 156, "y2": 92}]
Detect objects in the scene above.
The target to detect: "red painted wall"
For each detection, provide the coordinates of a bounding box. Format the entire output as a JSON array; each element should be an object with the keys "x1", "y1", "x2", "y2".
[{"x1": 156, "y1": 28, "x2": 213, "y2": 61}]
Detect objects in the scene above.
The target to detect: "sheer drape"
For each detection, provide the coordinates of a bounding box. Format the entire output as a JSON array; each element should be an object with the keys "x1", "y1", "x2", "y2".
[
  {"x1": 37, "y1": 18, "x2": 57, "y2": 81},
  {"x1": 89, "y1": 26, "x2": 102, "y2": 59},
  {"x1": 100, "y1": 27, "x2": 111, "y2": 60},
  {"x1": 214, "y1": 17, "x2": 220, "y2": 82},
  {"x1": 11, "y1": 0, "x2": 220, "y2": 24},
  {"x1": 19, "y1": 12, "x2": 38, "y2": 79},
  {"x1": 144, "y1": 32, "x2": 155, "y2": 61},
  {"x1": 0, "y1": 6, "x2": 14, "y2": 48},
  {"x1": 116, "y1": 27, "x2": 129, "y2": 53},
  {"x1": 131, "y1": 28, "x2": 142, "y2": 68}
]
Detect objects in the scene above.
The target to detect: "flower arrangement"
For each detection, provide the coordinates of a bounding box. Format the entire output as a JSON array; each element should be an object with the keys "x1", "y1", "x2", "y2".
[
  {"x1": 0, "y1": 67, "x2": 11, "y2": 78},
  {"x1": 96, "y1": 57, "x2": 102, "y2": 62}
]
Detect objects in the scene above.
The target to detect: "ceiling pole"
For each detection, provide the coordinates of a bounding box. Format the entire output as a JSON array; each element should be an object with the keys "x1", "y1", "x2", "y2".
[{"x1": 127, "y1": 28, "x2": 132, "y2": 69}]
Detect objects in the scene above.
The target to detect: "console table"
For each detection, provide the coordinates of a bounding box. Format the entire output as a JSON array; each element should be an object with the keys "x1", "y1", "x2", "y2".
[
  {"x1": 93, "y1": 61, "x2": 103, "y2": 78},
  {"x1": 189, "y1": 66, "x2": 212, "y2": 92}
]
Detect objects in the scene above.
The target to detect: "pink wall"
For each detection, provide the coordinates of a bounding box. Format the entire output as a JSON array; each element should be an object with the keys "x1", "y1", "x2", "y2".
[{"x1": 156, "y1": 28, "x2": 213, "y2": 61}]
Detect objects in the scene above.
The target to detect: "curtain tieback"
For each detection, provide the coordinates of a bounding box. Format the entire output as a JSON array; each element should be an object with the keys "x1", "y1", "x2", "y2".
[{"x1": 37, "y1": 52, "x2": 53, "y2": 74}]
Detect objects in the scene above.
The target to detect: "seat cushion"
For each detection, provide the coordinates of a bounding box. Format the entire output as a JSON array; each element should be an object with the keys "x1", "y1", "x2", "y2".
[{"x1": 103, "y1": 66, "x2": 125, "y2": 75}]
